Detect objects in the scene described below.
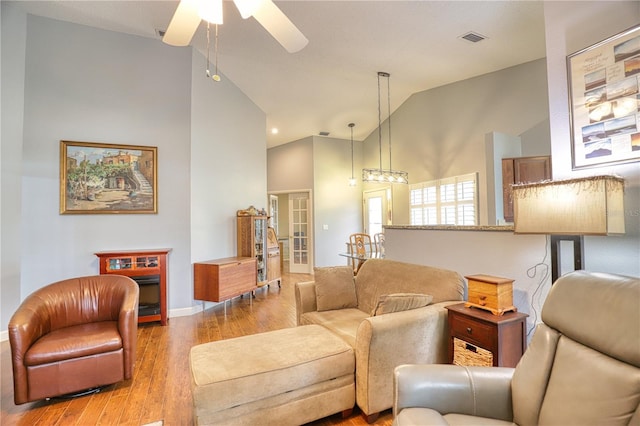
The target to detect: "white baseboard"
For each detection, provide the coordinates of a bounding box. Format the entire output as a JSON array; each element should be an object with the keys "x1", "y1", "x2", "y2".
[{"x1": 0, "y1": 303, "x2": 221, "y2": 343}]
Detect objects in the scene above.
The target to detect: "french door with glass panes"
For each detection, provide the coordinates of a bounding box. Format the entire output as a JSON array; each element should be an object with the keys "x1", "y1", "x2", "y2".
[{"x1": 288, "y1": 192, "x2": 312, "y2": 273}]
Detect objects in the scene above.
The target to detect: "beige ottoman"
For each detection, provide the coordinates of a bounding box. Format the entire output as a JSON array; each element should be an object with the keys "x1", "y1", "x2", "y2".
[{"x1": 189, "y1": 325, "x2": 355, "y2": 425}]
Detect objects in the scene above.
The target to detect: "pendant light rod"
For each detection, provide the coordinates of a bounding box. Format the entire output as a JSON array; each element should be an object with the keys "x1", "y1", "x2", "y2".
[
  {"x1": 349, "y1": 122, "x2": 356, "y2": 186},
  {"x1": 386, "y1": 72, "x2": 392, "y2": 171}
]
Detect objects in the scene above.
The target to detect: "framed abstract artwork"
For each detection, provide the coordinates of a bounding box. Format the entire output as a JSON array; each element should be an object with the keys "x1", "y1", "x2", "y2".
[
  {"x1": 567, "y1": 25, "x2": 640, "y2": 169},
  {"x1": 60, "y1": 140, "x2": 158, "y2": 214}
]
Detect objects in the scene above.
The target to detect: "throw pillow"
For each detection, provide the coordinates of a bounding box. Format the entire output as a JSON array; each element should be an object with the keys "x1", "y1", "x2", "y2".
[
  {"x1": 314, "y1": 266, "x2": 358, "y2": 311},
  {"x1": 371, "y1": 293, "x2": 433, "y2": 316}
]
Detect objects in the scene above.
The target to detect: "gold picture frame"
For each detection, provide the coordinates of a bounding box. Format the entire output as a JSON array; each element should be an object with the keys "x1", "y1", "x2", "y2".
[
  {"x1": 60, "y1": 140, "x2": 158, "y2": 214},
  {"x1": 567, "y1": 25, "x2": 640, "y2": 169}
]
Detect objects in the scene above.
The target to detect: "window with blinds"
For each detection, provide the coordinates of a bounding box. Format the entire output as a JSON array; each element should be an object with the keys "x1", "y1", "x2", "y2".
[{"x1": 410, "y1": 172, "x2": 478, "y2": 226}]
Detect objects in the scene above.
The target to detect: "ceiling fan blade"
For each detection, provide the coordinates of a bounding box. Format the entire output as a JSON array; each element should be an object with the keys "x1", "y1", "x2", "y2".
[
  {"x1": 163, "y1": 0, "x2": 201, "y2": 46},
  {"x1": 252, "y1": 0, "x2": 308, "y2": 53}
]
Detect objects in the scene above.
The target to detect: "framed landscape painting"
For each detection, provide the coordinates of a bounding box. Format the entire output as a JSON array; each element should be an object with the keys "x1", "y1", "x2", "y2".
[
  {"x1": 567, "y1": 25, "x2": 640, "y2": 169},
  {"x1": 60, "y1": 140, "x2": 158, "y2": 214}
]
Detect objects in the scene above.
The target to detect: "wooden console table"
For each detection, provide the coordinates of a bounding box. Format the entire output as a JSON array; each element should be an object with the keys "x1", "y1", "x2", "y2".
[{"x1": 95, "y1": 248, "x2": 171, "y2": 325}]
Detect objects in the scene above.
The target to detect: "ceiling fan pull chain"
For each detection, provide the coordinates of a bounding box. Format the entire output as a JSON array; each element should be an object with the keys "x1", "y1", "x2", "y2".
[
  {"x1": 206, "y1": 22, "x2": 212, "y2": 78},
  {"x1": 212, "y1": 24, "x2": 221, "y2": 81}
]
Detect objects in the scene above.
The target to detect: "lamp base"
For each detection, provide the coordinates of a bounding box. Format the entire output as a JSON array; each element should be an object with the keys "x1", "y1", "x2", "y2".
[{"x1": 550, "y1": 235, "x2": 584, "y2": 283}]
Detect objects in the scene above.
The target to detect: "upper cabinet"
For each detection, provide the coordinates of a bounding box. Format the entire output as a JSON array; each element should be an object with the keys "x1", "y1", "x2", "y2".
[{"x1": 502, "y1": 156, "x2": 551, "y2": 223}]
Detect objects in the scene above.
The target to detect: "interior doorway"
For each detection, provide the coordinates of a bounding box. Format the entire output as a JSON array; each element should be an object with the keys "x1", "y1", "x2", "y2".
[
  {"x1": 267, "y1": 190, "x2": 313, "y2": 274},
  {"x1": 363, "y1": 188, "x2": 391, "y2": 235}
]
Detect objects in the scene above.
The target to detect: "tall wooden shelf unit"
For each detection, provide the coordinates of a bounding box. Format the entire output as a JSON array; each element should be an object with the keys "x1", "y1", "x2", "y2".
[
  {"x1": 95, "y1": 248, "x2": 170, "y2": 326},
  {"x1": 237, "y1": 215, "x2": 281, "y2": 288},
  {"x1": 237, "y1": 215, "x2": 269, "y2": 287}
]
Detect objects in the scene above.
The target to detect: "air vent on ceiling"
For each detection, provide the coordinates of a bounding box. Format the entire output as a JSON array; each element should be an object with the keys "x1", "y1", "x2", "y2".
[
  {"x1": 319, "y1": 131, "x2": 330, "y2": 136},
  {"x1": 460, "y1": 32, "x2": 487, "y2": 43}
]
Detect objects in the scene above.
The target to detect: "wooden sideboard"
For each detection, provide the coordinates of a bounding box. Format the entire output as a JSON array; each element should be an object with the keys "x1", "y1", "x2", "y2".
[
  {"x1": 95, "y1": 248, "x2": 171, "y2": 326},
  {"x1": 194, "y1": 256, "x2": 257, "y2": 303}
]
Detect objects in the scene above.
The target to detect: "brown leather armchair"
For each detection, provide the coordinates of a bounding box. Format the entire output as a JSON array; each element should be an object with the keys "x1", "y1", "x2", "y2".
[
  {"x1": 392, "y1": 271, "x2": 640, "y2": 425},
  {"x1": 8, "y1": 275, "x2": 139, "y2": 404}
]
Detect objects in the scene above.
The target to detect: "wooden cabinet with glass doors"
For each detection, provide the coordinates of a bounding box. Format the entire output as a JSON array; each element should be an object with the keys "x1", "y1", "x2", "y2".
[
  {"x1": 237, "y1": 214, "x2": 269, "y2": 287},
  {"x1": 95, "y1": 248, "x2": 170, "y2": 325}
]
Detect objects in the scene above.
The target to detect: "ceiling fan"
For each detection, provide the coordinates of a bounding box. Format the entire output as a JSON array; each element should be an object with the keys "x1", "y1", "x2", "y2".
[{"x1": 162, "y1": 0, "x2": 309, "y2": 53}]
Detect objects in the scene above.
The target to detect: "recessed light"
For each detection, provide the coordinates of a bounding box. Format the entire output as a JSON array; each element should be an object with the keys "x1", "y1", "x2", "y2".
[{"x1": 271, "y1": 128, "x2": 279, "y2": 134}]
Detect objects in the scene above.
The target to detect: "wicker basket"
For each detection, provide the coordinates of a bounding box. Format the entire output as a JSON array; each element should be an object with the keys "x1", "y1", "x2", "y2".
[{"x1": 453, "y1": 337, "x2": 493, "y2": 366}]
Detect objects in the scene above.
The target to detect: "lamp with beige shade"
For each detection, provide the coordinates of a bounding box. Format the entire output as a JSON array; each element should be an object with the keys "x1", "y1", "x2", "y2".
[{"x1": 512, "y1": 175, "x2": 625, "y2": 282}]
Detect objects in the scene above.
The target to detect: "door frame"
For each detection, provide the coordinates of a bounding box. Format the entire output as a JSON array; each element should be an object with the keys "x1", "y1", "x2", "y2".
[
  {"x1": 363, "y1": 187, "x2": 392, "y2": 234},
  {"x1": 267, "y1": 189, "x2": 314, "y2": 274}
]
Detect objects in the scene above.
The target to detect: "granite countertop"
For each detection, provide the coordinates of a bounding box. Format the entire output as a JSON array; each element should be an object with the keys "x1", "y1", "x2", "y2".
[{"x1": 384, "y1": 225, "x2": 515, "y2": 232}]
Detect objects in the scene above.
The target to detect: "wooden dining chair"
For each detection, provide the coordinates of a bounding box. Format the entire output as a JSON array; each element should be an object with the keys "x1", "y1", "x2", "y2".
[
  {"x1": 348, "y1": 233, "x2": 372, "y2": 274},
  {"x1": 373, "y1": 232, "x2": 385, "y2": 257}
]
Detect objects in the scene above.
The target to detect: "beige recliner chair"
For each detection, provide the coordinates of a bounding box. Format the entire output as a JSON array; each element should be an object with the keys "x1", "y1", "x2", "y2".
[{"x1": 393, "y1": 270, "x2": 640, "y2": 425}]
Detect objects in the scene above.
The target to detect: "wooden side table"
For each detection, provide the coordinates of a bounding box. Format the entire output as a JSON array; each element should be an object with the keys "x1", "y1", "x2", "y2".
[{"x1": 446, "y1": 303, "x2": 528, "y2": 367}]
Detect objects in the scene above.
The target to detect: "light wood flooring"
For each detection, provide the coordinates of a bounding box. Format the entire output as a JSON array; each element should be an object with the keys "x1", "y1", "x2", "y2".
[{"x1": 1, "y1": 266, "x2": 393, "y2": 426}]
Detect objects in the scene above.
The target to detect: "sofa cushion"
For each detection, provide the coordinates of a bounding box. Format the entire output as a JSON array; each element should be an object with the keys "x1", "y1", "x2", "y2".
[
  {"x1": 314, "y1": 266, "x2": 358, "y2": 311},
  {"x1": 300, "y1": 308, "x2": 369, "y2": 348},
  {"x1": 371, "y1": 293, "x2": 433, "y2": 316},
  {"x1": 25, "y1": 321, "x2": 122, "y2": 366}
]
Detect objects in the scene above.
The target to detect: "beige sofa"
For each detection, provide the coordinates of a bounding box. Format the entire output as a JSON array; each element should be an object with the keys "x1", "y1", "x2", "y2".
[
  {"x1": 392, "y1": 270, "x2": 640, "y2": 425},
  {"x1": 295, "y1": 258, "x2": 466, "y2": 421}
]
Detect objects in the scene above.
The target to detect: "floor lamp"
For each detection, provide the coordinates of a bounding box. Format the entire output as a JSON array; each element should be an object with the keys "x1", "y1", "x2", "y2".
[{"x1": 512, "y1": 175, "x2": 625, "y2": 282}]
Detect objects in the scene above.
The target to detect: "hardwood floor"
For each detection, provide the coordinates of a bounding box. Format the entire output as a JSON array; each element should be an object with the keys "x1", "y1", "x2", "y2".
[{"x1": 1, "y1": 267, "x2": 393, "y2": 426}]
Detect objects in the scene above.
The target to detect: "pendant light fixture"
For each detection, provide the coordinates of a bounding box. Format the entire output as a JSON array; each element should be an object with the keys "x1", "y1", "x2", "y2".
[
  {"x1": 362, "y1": 72, "x2": 408, "y2": 184},
  {"x1": 348, "y1": 123, "x2": 356, "y2": 187}
]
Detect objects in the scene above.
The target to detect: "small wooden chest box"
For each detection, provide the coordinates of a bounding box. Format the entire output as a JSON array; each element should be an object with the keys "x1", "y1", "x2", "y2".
[{"x1": 465, "y1": 274, "x2": 516, "y2": 315}]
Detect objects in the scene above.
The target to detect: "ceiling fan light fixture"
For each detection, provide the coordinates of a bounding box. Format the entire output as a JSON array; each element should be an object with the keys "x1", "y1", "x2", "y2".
[
  {"x1": 233, "y1": 0, "x2": 266, "y2": 19},
  {"x1": 162, "y1": 0, "x2": 201, "y2": 46},
  {"x1": 198, "y1": 0, "x2": 223, "y2": 25},
  {"x1": 163, "y1": 0, "x2": 307, "y2": 53},
  {"x1": 252, "y1": 0, "x2": 309, "y2": 53}
]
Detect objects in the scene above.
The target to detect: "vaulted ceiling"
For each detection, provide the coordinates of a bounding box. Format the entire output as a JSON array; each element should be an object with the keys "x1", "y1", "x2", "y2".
[{"x1": 11, "y1": 1, "x2": 547, "y2": 147}]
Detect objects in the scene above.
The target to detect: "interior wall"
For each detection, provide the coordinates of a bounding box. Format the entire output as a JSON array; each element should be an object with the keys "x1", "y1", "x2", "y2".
[
  {"x1": 363, "y1": 58, "x2": 550, "y2": 226},
  {"x1": 544, "y1": 1, "x2": 640, "y2": 277},
  {"x1": 267, "y1": 137, "x2": 314, "y2": 191},
  {"x1": 190, "y1": 49, "x2": 267, "y2": 267},
  {"x1": 17, "y1": 15, "x2": 192, "y2": 310},
  {"x1": 484, "y1": 132, "x2": 522, "y2": 225},
  {"x1": 0, "y1": 2, "x2": 26, "y2": 330},
  {"x1": 312, "y1": 136, "x2": 363, "y2": 267},
  {"x1": 267, "y1": 135, "x2": 364, "y2": 268},
  {"x1": 1, "y1": 11, "x2": 268, "y2": 332},
  {"x1": 385, "y1": 228, "x2": 550, "y2": 336}
]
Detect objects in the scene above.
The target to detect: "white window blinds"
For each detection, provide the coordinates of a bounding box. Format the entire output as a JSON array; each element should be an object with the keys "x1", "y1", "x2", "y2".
[{"x1": 410, "y1": 172, "x2": 478, "y2": 226}]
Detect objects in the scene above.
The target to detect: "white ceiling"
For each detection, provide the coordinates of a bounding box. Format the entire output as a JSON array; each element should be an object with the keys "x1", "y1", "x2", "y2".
[{"x1": 11, "y1": 0, "x2": 547, "y2": 147}]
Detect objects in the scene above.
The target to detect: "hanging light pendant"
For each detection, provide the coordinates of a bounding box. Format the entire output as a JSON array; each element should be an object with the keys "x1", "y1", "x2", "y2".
[
  {"x1": 348, "y1": 123, "x2": 357, "y2": 187},
  {"x1": 362, "y1": 72, "x2": 408, "y2": 184}
]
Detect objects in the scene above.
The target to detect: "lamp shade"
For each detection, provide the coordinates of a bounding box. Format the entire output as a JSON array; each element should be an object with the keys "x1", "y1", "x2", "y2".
[{"x1": 513, "y1": 175, "x2": 624, "y2": 235}]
